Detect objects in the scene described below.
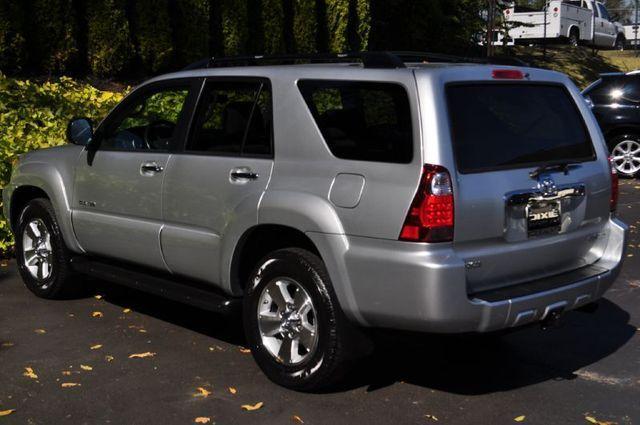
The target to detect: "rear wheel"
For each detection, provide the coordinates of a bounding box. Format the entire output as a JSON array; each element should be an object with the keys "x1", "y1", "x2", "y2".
[
  {"x1": 610, "y1": 135, "x2": 640, "y2": 178},
  {"x1": 243, "y1": 248, "x2": 354, "y2": 391},
  {"x1": 15, "y1": 198, "x2": 79, "y2": 298},
  {"x1": 568, "y1": 30, "x2": 579, "y2": 47}
]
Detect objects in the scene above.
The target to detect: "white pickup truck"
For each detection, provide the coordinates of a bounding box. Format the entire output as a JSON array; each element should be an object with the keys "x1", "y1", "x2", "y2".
[{"x1": 499, "y1": 0, "x2": 625, "y2": 49}]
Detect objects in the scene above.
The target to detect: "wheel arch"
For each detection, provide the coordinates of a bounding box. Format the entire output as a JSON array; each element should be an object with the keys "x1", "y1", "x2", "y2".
[{"x1": 604, "y1": 126, "x2": 640, "y2": 150}]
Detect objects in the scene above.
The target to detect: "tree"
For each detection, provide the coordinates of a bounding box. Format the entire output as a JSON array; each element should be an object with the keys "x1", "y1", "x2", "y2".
[
  {"x1": 86, "y1": 0, "x2": 134, "y2": 77},
  {"x1": 31, "y1": 0, "x2": 79, "y2": 74},
  {"x1": 0, "y1": 0, "x2": 28, "y2": 73},
  {"x1": 132, "y1": 0, "x2": 173, "y2": 74}
]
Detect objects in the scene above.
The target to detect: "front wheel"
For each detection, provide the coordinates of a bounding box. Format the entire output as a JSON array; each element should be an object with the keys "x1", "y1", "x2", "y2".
[
  {"x1": 15, "y1": 198, "x2": 79, "y2": 298},
  {"x1": 610, "y1": 135, "x2": 640, "y2": 178},
  {"x1": 243, "y1": 248, "x2": 354, "y2": 391}
]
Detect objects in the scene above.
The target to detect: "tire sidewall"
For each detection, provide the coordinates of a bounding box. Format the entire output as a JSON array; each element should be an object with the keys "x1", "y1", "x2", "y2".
[
  {"x1": 243, "y1": 250, "x2": 338, "y2": 390},
  {"x1": 15, "y1": 199, "x2": 67, "y2": 298}
]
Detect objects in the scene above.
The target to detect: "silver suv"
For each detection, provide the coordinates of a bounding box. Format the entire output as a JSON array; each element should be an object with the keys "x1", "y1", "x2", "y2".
[{"x1": 3, "y1": 52, "x2": 628, "y2": 390}]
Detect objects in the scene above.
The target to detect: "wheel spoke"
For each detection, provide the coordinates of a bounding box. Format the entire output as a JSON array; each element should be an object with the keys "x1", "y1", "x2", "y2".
[
  {"x1": 278, "y1": 336, "x2": 294, "y2": 364},
  {"x1": 276, "y1": 280, "x2": 294, "y2": 305},
  {"x1": 266, "y1": 285, "x2": 287, "y2": 310},
  {"x1": 36, "y1": 260, "x2": 44, "y2": 280},
  {"x1": 25, "y1": 252, "x2": 39, "y2": 266},
  {"x1": 259, "y1": 313, "x2": 282, "y2": 337},
  {"x1": 298, "y1": 327, "x2": 316, "y2": 351},
  {"x1": 293, "y1": 287, "x2": 309, "y2": 310}
]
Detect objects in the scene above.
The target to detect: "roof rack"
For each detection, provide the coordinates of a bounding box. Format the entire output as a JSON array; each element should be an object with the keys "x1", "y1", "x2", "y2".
[{"x1": 182, "y1": 51, "x2": 529, "y2": 71}]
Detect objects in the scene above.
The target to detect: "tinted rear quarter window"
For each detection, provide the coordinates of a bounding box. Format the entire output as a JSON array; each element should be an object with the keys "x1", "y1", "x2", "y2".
[
  {"x1": 298, "y1": 80, "x2": 413, "y2": 163},
  {"x1": 447, "y1": 84, "x2": 594, "y2": 173}
]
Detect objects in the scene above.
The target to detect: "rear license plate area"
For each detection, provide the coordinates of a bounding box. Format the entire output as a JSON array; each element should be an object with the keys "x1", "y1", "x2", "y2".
[{"x1": 526, "y1": 200, "x2": 561, "y2": 237}]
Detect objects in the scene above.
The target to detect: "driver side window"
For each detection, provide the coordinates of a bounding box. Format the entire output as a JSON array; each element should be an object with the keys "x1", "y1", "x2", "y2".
[{"x1": 100, "y1": 86, "x2": 190, "y2": 151}]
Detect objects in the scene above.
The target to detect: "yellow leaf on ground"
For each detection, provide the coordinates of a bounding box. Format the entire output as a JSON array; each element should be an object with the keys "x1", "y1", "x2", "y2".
[
  {"x1": 61, "y1": 382, "x2": 81, "y2": 388},
  {"x1": 94, "y1": 295, "x2": 103, "y2": 300},
  {"x1": 514, "y1": 416, "x2": 526, "y2": 422},
  {"x1": 1, "y1": 342, "x2": 14, "y2": 347},
  {"x1": 105, "y1": 355, "x2": 114, "y2": 362},
  {"x1": 128, "y1": 352, "x2": 156, "y2": 359},
  {"x1": 92, "y1": 311, "x2": 103, "y2": 318},
  {"x1": 292, "y1": 415, "x2": 304, "y2": 423},
  {"x1": 62, "y1": 371, "x2": 71, "y2": 376},
  {"x1": 34, "y1": 329, "x2": 46, "y2": 334},
  {"x1": 195, "y1": 387, "x2": 211, "y2": 397},
  {"x1": 585, "y1": 417, "x2": 598, "y2": 424},
  {"x1": 139, "y1": 329, "x2": 147, "y2": 333},
  {"x1": 239, "y1": 348, "x2": 251, "y2": 354},
  {"x1": 90, "y1": 344, "x2": 102, "y2": 350},
  {"x1": 123, "y1": 308, "x2": 131, "y2": 313},
  {"x1": 23, "y1": 367, "x2": 38, "y2": 379},
  {"x1": 425, "y1": 414, "x2": 439, "y2": 422},
  {"x1": 194, "y1": 418, "x2": 211, "y2": 424},
  {"x1": 228, "y1": 387, "x2": 237, "y2": 394},
  {"x1": 0, "y1": 409, "x2": 15, "y2": 417},
  {"x1": 80, "y1": 365, "x2": 93, "y2": 371},
  {"x1": 241, "y1": 402, "x2": 264, "y2": 411}
]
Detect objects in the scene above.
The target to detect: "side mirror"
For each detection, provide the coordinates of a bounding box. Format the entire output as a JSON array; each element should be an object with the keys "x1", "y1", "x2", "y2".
[{"x1": 66, "y1": 118, "x2": 94, "y2": 146}]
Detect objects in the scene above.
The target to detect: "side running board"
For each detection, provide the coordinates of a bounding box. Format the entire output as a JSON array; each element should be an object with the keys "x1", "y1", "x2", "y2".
[{"x1": 70, "y1": 256, "x2": 241, "y2": 314}]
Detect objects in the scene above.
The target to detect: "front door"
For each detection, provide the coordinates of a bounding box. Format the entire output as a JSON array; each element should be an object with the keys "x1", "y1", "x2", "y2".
[
  {"x1": 161, "y1": 79, "x2": 274, "y2": 285},
  {"x1": 72, "y1": 79, "x2": 196, "y2": 269}
]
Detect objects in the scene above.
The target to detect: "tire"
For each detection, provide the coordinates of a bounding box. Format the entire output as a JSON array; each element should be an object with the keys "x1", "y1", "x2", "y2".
[
  {"x1": 15, "y1": 198, "x2": 79, "y2": 299},
  {"x1": 609, "y1": 135, "x2": 640, "y2": 178},
  {"x1": 615, "y1": 37, "x2": 625, "y2": 51},
  {"x1": 568, "y1": 31, "x2": 579, "y2": 47},
  {"x1": 243, "y1": 248, "x2": 355, "y2": 391}
]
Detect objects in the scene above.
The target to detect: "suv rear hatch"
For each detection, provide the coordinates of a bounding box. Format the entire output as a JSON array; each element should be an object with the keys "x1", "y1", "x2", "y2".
[{"x1": 443, "y1": 80, "x2": 612, "y2": 295}]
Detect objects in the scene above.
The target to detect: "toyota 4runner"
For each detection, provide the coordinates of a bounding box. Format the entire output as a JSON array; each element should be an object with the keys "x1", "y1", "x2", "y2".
[{"x1": 2, "y1": 52, "x2": 628, "y2": 390}]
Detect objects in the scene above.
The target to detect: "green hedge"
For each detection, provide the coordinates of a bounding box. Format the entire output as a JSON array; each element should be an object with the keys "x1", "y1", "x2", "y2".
[{"x1": 0, "y1": 74, "x2": 124, "y2": 254}]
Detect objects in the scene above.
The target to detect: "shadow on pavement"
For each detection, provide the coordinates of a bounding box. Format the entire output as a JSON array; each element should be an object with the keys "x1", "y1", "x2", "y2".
[{"x1": 342, "y1": 298, "x2": 634, "y2": 395}]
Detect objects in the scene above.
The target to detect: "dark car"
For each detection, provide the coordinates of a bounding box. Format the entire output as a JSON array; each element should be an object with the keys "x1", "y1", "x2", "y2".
[{"x1": 583, "y1": 71, "x2": 640, "y2": 177}]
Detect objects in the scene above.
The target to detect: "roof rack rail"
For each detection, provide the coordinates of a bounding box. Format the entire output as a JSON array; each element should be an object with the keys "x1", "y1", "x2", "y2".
[{"x1": 181, "y1": 51, "x2": 529, "y2": 71}]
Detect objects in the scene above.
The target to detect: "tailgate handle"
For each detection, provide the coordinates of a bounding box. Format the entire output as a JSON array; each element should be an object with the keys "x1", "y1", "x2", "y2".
[{"x1": 506, "y1": 184, "x2": 586, "y2": 206}]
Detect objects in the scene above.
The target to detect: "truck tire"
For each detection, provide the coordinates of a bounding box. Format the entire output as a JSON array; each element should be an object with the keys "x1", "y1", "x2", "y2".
[
  {"x1": 15, "y1": 198, "x2": 80, "y2": 299},
  {"x1": 568, "y1": 30, "x2": 579, "y2": 47},
  {"x1": 243, "y1": 248, "x2": 355, "y2": 391},
  {"x1": 615, "y1": 37, "x2": 625, "y2": 51}
]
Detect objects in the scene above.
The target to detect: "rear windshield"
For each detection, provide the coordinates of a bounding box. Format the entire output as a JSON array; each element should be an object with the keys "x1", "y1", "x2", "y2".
[
  {"x1": 447, "y1": 84, "x2": 595, "y2": 174},
  {"x1": 298, "y1": 80, "x2": 413, "y2": 164}
]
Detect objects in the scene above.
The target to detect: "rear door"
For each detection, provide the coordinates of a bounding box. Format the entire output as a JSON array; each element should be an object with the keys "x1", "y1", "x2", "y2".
[
  {"x1": 160, "y1": 78, "x2": 273, "y2": 284},
  {"x1": 444, "y1": 81, "x2": 611, "y2": 294}
]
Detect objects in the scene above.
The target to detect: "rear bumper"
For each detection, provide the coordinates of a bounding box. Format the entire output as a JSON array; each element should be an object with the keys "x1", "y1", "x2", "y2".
[{"x1": 308, "y1": 217, "x2": 627, "y2": 333}]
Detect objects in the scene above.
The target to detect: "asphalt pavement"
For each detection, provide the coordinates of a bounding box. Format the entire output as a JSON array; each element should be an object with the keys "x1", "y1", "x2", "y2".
[{"x1": 1, "y1": 181, "x2": 640, "y2": 424}]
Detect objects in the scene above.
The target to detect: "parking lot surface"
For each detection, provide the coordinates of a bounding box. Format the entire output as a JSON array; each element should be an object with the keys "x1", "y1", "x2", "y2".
[{"x1": 1, "y1": 181, "x2": 640, "y2": 425}]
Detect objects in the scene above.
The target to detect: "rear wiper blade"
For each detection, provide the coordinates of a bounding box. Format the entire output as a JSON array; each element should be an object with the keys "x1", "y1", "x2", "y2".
[{"x1": 529, "y1": 163, "x2": 577, "y2": 179}]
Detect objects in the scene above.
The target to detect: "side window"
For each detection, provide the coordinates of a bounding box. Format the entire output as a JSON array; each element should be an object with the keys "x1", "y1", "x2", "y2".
[
  {"x1": 590, "y1": 77, "x2": 640, "y2": 104},
  {"x1": 100, "y1": 86, "x2": 190, "y2": 151},
  {"x1": 597, "y1": 4, "x2": 609, "y2": 20},
  {"x1": 187, "y1": 81, "x2": 272, "y2": 157},
  {"x1": 297, "y1": 80, "x2": 413, "y2": 164}
]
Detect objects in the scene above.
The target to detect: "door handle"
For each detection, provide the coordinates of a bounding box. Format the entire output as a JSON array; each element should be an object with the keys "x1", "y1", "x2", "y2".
[
  {"x1": 230, "y1": 167, "x2": 259, "y2": 182},
  {"x1": 140, "y1": 161, "x2": 164, "y2": 175}
]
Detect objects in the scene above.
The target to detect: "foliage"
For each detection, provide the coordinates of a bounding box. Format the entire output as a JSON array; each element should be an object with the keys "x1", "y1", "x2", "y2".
[
  {"x1": 86, "y1": 0, "x2": 133, "y2": 77},
  {"x1": 31, "y1": 0, "x2": 79, "y2": 74},
  {"x1": 325, "y1": 0, "x2": 349, "y2": 52},
  {"x1": 293, "y1": 0, "x2": 317, "y2": 53},
  {"x1": 173, "y1": 0, "x2": 210, "y2": 66},
  {"x1": 262, "y1": 0, "x2": 286, "y2": 54},
  {"x1": 221, "y1": 0, "x2": 248, "y2": 55},
  {"x1": 133, "y1": 0, "x2": 174, "y2": 74},
  {"x1": 0, "y1": 73, "x2": 124, "y2": 253},
  {"x1": 0, "y1": 0, "x2": 28, "y2": 73}
]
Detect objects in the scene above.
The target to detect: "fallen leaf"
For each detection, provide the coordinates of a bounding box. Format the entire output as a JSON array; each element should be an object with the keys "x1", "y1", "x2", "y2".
[
  {"x1": 123, "y1": 308, "x2": 131, "y2": 313},
  {"x1": 23, "y1": 367, "x2": 38, "y2": 379},
  {"x1": 228, "y1": 387, "x2": 237, "y2": 394},
  {"x1": 194, "y1": 418, "x2": 211, "y2": 424},
  {"x1": 425, "y1": 414, "x2": 439, "y2": 422},
  {"x1": 62, "y1": 371, "x2": 71, "y2": 376},
  {"x1": 61, "y1": 382, "x2": 81, "y2": 388},
  {"x1": 34, "y1": 329, "x2": 46, "y2": 334},
  {"x1": 239, "y1": 348, "x2": 251, "y2": 354},
  {"x1": 1, "y1": 342, "x2": 14, "y2": 347},
  {"x1": 241, "y1": 402, "x2": 264, "y2": 411},
  {"x1": 105, "y1": 355, "x2": 115, "y2": 362},
  {"x1": 195, "y1": 387, "x2": 212, "y2": 397},
  {"x1": 139, "y1": 329, "x2": 147, "y2": 333},
  {"x1": 92, "y1": 311, "x2": 103, "y2": 318},
  {"x1": 0, "y1": 409, "x2": 15, "y2": 417},
  {"x1": 514, "y1": 416, "x2": 526, "y2": 422},
  {"x1": 90, "y1": 344, "x2": 103, "y2": 350},
  {"x1": 94, "y1": 295, "x2": 103, "y2": 300},
  {"x1": 585, "y1": 417, "x2": 598, "y2": 424},
  {"x1": 80, "y1": 365, "x2": 93, "y2": 371},
  {"x1": 128, "y1": 352, "x2": 156, "y2": 359},
  {"x1": 292, "y1": 415, "x2": 304, "y2": 423}
]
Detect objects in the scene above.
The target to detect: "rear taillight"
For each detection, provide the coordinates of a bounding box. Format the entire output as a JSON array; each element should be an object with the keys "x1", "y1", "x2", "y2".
[
  {"x1": 399, "y1": 164, "x2": 454, "y2": 243},
  {"x1": 609, "y1": 156, "x2": 619, "y2": 212}
]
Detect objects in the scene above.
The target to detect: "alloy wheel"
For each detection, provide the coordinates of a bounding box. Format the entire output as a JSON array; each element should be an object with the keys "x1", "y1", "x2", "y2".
[
  {"x1": 22, "y1": 218, "x2": 54, "y2": 284},
  {"x1": 612, "y1": 139, "x2": 640, "y2": 176}
]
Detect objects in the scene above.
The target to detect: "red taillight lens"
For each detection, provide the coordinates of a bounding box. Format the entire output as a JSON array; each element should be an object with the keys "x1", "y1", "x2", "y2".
[
  {"x1": 399, "y1": 164, "x2": 454, "y2": 243},
  {"x1": 492, "y1": 69, "x2": 525, "y2": 80},
  {"x1": 609, "y1": 156, "x2": 619, "y2": 212}
]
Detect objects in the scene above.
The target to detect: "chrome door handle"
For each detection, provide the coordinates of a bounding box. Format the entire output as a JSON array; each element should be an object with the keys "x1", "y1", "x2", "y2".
[
  {"x1": 140, "y1": 161, "x2": 164, "y2": 175},
  {"x1": 230, "y1": 167, "x2": 259, "y2": 182}
]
